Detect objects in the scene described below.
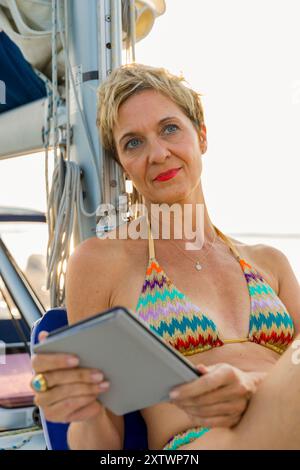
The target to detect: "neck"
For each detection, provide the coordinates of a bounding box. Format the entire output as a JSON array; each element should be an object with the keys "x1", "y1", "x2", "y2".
[{"x1": 143, "y1": 188, "x2": 217, "y2": 244}]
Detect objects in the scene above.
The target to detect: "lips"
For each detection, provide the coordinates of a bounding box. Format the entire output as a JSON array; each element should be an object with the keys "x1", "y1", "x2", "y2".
[{"x1": 154, "y1": 167, "x2": 181, "y2": 182}]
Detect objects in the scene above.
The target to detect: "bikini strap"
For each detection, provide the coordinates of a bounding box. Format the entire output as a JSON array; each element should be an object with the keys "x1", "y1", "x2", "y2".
[
  {"x1": 213, "y1": 225, "x2": 241, "y2": 261},
  {"x1": 147, "y1": 217, "x2": 156, "y2": 260},
  {"x1": 146, "y1": 218, "x2": 239, "y2": 262}
]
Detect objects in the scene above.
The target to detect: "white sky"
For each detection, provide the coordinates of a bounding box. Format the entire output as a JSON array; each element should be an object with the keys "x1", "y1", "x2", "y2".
[
  {"x1": 1, "y1": 0, "x2": 299, "y2": 235},
  {"x1": 132, "y1": 0, "x2": 300, "y2": 234}
]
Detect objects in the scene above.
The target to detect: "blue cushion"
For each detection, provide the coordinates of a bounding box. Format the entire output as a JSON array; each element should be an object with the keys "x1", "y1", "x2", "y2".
[
  {"x1": 31, "y1": 308, "x2": 148, "y2": 450},
  {"x1": 0, "y1": 31, "x2": 46, "y2": 114},
  {"x1": 1, "y1": 319, "x2": 30, "y2": 344}
]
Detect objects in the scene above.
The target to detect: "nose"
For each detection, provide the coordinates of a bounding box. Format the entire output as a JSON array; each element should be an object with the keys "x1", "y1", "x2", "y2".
[{"x1": 147, "y1": 137, "x2": 171, "y2": 164}]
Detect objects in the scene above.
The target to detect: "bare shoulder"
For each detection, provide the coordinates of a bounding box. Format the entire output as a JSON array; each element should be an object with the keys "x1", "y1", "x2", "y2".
[
  {"x1": 228, "y1": 236, "x2": 282, "y2": 267},
  {"x1": 234, "y1": 240, "x2": 292, "y2": 277},
  {"x1": 67, "y1": 235, "x2": 125, "y2": 275},
  {"x1": 231, "y1": 235, "x2": 300, "y2": 293},
  {"x1": 65, "y1": 235, "x2": 127, "y2": 324},
  {"x1": 228, "y1": 237, "x2": 281, "y2": 290},
  {"x1": 256, "y1": 243, "x2": 300, "y2": 333},
  {"x1": 230, "y1": 239, "x2": 300, "y2": 332},
  {"x1": 70, "y1": 232, "x2": 126, "y2": 263}
]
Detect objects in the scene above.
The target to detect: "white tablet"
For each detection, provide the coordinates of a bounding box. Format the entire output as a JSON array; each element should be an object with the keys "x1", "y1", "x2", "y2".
[{"x1": 33, "y1": 306, "x2": 201, "y2": 415}]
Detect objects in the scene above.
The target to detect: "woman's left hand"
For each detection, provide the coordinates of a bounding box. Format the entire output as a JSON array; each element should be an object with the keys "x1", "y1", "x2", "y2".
[{"x1": 169, "y1": 363, "x2": 267, "y2": 428}]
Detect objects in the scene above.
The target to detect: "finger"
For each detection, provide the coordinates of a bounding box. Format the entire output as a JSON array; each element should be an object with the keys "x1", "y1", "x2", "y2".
[
  {"x1": 170, "y1": 365, "x2": 230, "y2": 399},
  {"x1": 198, "y1": 384, "x2": 245, "y2": 406},
  {"x1": 190, "y1": 413, "x2": 242, "y2": 429},
  {"x1": 38, "y1": 331, "x2": 49, "y2": 342},
  {"x1": 197, "y1": 363, "x2": 225, "y2": 374},
  {"x1": 32, "y1": 353, "x2": 80, "y2": 373},
  {"x1": 195, "y1": 363, "x2": 209, "y2": 374},
  {"x1": 35, "y1": 368, "x2": 106, "y2": 389},
  {"x1": 34, "y1": 382, "x2": 110, "y2": 407},
  {"x1": 173, "y1": 382, "x2": 246, "y2": 408},
  {"x1": 176, "y1": 398, "x2": 247, "y2": 418},
  {"x1": 43, "y1": 395, "x2": 99, "y2": 423}
]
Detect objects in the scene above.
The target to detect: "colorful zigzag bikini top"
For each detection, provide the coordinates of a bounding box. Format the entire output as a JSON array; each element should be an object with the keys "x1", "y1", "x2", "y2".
[{"x1": 135, "y1": 221, "x2": 295, "y2": 356}]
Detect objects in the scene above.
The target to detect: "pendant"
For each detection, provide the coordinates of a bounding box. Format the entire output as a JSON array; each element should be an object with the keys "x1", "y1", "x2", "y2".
[{"x1": 195, "y1": 261, "x2": 202, "y2": 271}]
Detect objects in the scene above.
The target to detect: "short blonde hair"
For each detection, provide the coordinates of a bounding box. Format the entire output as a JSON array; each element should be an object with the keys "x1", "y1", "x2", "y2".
[
  {"x1": 96, "y1": 63, "x2": 205, "y2": 165},
  {"x1": 96, "y1": 63, "x2": 240, "y2": 258}
]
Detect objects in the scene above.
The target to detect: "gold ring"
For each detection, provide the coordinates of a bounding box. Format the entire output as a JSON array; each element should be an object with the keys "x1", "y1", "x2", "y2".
[{"x1": 31, "y1": 373, "x2": 48, "y2": 393}]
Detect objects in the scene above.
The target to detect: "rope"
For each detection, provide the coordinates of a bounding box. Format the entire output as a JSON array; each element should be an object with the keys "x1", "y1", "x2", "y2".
[
  {"x1": 46, "y1": 158, "x2": 76, "y2": 306},
  {"x1": 43, "y1": 0, "x2": 142, "y2": 306},
  {"x1": 46, "y1": 157, "x2": 101, "y2": 306}
]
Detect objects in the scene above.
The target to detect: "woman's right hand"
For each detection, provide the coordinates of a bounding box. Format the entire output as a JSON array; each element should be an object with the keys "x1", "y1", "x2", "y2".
[{"x1": 31, "y1": 331, "x2": 110, "y2": 423}]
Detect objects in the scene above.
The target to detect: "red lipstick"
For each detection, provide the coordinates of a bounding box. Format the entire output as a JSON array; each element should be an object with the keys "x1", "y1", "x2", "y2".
[{"x1": 154, "y1": 167, "x2": 181, "y2": 182}]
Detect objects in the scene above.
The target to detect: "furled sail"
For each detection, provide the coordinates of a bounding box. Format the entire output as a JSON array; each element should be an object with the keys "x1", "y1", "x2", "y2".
[{"x1": 0, "y1": 0, "x2": 165, "y2": 80}]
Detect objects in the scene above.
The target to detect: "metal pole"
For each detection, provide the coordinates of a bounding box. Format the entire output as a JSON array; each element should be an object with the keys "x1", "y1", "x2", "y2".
[
  {"x1": 67, "y1": 0, "x2": 102, "y2": 242},
  {"x1": 98, "y1": 0, "x2": 125, "y2": 211},
  {"x1": 66, "y1": 0, "x2": 124, "y2": 242}
]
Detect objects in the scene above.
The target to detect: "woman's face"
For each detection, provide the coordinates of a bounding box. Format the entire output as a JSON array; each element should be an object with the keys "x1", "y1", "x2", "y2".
[{"x1": 113, "y1": 89, "x2": 207, "y2": 205}]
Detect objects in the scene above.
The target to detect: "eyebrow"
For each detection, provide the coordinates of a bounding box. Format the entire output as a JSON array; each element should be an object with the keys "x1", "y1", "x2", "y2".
[{"x1": 118, "y1": 116, "x2": 179, "y2": 145}]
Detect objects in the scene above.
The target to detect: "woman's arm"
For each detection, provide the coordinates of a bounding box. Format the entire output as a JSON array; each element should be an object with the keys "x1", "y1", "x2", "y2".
[
  {"x1": 168, "y1": 245, "x2": 300, "y2": 429},
  {"x1": 65, "y1": 238, "x2": 124, "y2": 449},
  {"x1": 168, "y1": 363, "x2": 266, "y2": 428},
  {"x1": 265, "y1": 245, "x2": 300, "y2": 335},
  {"x1": 67, "y1": 408, "x2": 123, "y2": 450}
]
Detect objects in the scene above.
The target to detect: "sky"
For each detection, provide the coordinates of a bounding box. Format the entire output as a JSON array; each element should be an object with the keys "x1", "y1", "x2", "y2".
[
  {"x1": 2, "y1": 0, "x2": 299, "y2": 233},
  {"x1": 0, "y1": 0, "x2": 299, "y2": 273},
  {"x1": 131, "y1": 0, "x2": 300, "y2": 235}
]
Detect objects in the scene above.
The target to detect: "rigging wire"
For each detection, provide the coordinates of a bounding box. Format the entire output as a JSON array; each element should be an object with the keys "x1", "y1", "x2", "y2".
[
  {"x1": 56, "y1": 2, "x2": 99, "y2": 173},
  {"x1": 44, "y1": 0, "x2": 139, "y2": 306},
  {"x1": 44, "y1": 1, "x2": 101, "y2": 305}
]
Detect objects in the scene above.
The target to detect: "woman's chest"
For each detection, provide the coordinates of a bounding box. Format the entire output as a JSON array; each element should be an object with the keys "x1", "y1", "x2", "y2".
[{"x1": 110, "y1": 244, "x2": 278, "y2": 340}]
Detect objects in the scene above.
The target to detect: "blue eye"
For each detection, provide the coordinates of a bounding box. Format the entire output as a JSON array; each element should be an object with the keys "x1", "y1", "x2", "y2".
[
  {"x1": 124, "y1": 124, "x2": 179, "y2": 151},
  {"x1": 164, "y1": 124, "x2": 179, "y2": 134},
  {"x1": 125, "y1": 138, "x2": 142, "y2": 150}
]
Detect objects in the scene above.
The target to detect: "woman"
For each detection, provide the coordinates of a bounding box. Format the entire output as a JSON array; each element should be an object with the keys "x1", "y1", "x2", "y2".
[{"x1": 31, "y1": 63, "x2": 300, "y2": 450}]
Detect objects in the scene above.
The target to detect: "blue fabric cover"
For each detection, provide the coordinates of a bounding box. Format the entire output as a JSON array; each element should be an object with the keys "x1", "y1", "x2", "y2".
[
  {"x1": 31, "y1": 308, "x2": 148, "y2": 450},
  {"x1": 0, "y1": 31, "x2": 46, "y2": 114}
]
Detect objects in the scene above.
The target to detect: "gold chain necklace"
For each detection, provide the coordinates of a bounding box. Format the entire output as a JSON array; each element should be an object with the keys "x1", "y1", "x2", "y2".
[{"x1": 168, "y1": 230, "x2": 218, "y2": 271}]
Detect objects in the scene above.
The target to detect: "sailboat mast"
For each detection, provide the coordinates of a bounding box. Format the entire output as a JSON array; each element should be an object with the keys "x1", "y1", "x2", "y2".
[{"x1": 67, "y1": 0, "x2": 123, "y2": 243}]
